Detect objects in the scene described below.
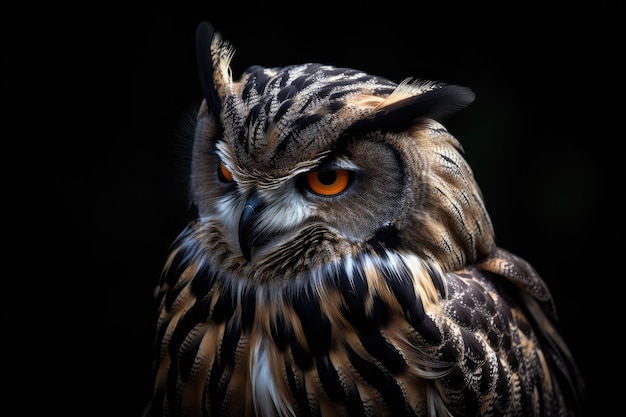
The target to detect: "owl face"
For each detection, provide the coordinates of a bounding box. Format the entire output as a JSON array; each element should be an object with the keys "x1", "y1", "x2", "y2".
[{"x1": 187, "y1": 25, "x2": 495, "y2": 281}]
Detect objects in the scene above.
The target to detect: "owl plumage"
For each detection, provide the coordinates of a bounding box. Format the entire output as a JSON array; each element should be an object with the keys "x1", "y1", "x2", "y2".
[{"x1": 146, "y1": 21, "x2": 584, "y2": 417}]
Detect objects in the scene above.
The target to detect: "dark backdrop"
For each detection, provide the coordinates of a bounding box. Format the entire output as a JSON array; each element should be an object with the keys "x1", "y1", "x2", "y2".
[{"x1": 4, "y1": 2, "x2": 619, "y2": 415}]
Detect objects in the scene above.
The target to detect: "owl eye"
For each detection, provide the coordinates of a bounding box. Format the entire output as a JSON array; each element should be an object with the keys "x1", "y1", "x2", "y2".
[
  {"x1": 305, "y1": 169, "x2": 351, "y2": 196},
  {"x1": 217, "y1": 160, "x2": 234, "y2": 182}
]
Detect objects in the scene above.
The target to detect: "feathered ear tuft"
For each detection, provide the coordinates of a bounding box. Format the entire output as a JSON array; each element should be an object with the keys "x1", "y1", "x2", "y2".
[
  {"x1": 351, "y1": 84, "x2": 475, "y2": 134},
  {"x1": 195, "y1": 21, "x2": 236, "y2": 117}
]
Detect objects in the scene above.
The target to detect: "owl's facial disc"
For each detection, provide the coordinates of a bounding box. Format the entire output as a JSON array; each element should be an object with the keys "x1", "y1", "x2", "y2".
[{"x1": 225, "y1": 142, "x2": 408, "y2": 263}]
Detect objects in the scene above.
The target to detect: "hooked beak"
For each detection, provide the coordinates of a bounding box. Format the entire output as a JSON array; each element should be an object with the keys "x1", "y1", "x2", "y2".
[{"x1": 238, "y1": 191, "x2": 269, "y2": 261}]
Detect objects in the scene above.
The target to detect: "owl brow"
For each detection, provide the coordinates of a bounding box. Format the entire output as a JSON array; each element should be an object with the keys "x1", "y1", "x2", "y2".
[
  {"x1": 314, "y1": 155, "x2": 358, "y2": 172},
  {"x1": 214, "y1": 140, "x2": 236, "y2": 165}
]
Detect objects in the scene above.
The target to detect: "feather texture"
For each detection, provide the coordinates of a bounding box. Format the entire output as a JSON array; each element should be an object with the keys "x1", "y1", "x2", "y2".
[{"x1": 146, "y1": 21, "x2": 584, "y2": 417}]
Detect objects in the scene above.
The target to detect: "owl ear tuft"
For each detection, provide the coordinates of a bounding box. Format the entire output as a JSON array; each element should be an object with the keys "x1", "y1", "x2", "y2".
[
  {"x1": 354, "y1": 85, "x2": 475, "y2": 134},
  {"x1": 195, "y1": 21, "x2": 236, "y2": 117}
]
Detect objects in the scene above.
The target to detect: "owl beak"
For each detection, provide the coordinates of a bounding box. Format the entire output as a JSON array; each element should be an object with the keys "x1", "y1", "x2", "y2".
[{"x1": 238, "y1": 191, "x2": 267, "y2": 261}]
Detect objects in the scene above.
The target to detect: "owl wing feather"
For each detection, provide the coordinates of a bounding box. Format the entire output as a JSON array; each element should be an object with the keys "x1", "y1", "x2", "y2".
[
  {"x1": 475, "y1": 248, "x2": 585, "y2": 415},
  {"x1": 430, "y1": 247, "x2": 585, "y2": 416}
]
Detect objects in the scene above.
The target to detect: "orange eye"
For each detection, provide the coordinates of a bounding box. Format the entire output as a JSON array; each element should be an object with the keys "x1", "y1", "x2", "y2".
[
  {"x1": 306, "y1": 170, "x2": 351, "y2": 196},
  {"x1": 218, "y1": 160, "x2": 233, "y2": 182}
]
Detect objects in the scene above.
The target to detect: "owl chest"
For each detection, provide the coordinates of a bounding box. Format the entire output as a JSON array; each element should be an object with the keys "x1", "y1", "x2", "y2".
[
  {"x1": 186, "y1": 297, "x2": 345, "y2": 415},
  {"x1": 158, "y1": 250, "x2": 349, "y2": 413},
  {"x1": 157, "y1": 244, "x2": 448, "y2": 415},
  {"x1": 165, "y1": 290, "x2": 436, "y2": 417}
]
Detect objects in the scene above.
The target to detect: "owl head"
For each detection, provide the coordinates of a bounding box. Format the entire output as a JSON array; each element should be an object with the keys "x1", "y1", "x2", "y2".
[{"x1": 188, "y1": 22, "x2": 495, "y2": 281}]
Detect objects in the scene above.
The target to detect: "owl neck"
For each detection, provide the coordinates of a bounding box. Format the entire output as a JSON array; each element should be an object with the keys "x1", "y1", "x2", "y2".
[{"x1": 162, "y1": 228, "x2": 447, "y2": 336}]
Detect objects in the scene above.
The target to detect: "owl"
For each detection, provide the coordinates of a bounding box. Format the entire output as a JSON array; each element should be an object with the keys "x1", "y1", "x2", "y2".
[{"x1": 145, "y1": 21, "x2": 585, "y2": 417}]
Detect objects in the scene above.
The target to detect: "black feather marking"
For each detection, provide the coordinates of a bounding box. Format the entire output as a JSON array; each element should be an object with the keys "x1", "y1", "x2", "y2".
[
  {"x1": 207, "y1": 354, "x2": 228, "y2": 416},
  {"x1": 349, "y1": 84, "x2": 475, "y2": 134},
  {"x1": 449, "y1": 299, "x2": 474, "y2": 328},
  {"x1": 316, "y1": 355, "x2": 368, "y2": 417},
  {"x1": 278, "y1": 71, "x2": 290, "y2": 88},
  {"x1": 163, "y1": 284, "x2": 185, "y2": 312},
  {"x1": 291, "y1": 71, "x2": 318, "y2": 90},
  {"x1": 241, "y1": 66, "x2": 265, "y2": 97},
  {"x1": 437, "y1": 327, "x2": 458, "y2": 363},
  {"x1": 292, "y1": 289, "x2": 332, "y2": 357},
  {"x1": 294, "y1": 112, "x2": 326, "y2": 130},
  {"x1": 189, "y1": 263, "x2": 217, "y2": 299},
  {"x1": 358, "y1": 329, "x2": 407, "y2": 374},
  {"x1": 441, "y1": 364, "x2": 467, "y2": 392},
  {"x1": 240, "y1": 287, "x2": 256, "y2": 331},
  {"x1": 327, "y1": 100, "x2": 345, "y2": 113},
  {"x1": 328, "y1": 89, "x2": 359, "y2": 102},
  {"x1": 210, "y1": 287, "x2": 235, "y2": 323},
  {"x1": 277, "y1": 84, "x2": 299, "y2": 102},
  {"x1": 179, "y1": 329, "x2": 203, "y2": 381},
  {"x1": 168, "y1": 307, "x2": 204, "y2": 359},
  {"x1": 344, "y1": 344, "x2": 415, "y2": 416},
  {"x1": 367, "y1": 224, "x2": 403, "y2": 254},
  {"x1": 289, "y1": 330, "x2": 314, "y2": 370},
  {"x1": 274, "y1": 99, "x2": 293, "y2": 123},
  {"x1": 316, "y1": 355, "x2": 344, "y2": 402},
  {"x1": 284, "y1": 356, "x2": 315, "y2": 417},
  {"x1": 370, "y1": 293, "x2": 391, "y2": 327},
  {"x1": 485, "y1": 318, "x2": 507, "y2": 350},
  {"x1": 247, "y1": 103, "x2": 263, "y2": 132},
  {"x1": 270, "y1": 312, "x2": 289, "y2": 351},
  {"x1": 195, "y1": 21, "x2": 222, "y2": 116},
  {"x1": 426, "y1": 263, "x2": 446, "y2": 296},
  {"x1": 411, "y1": 314, "x2": 442, "y2": 345},
  {"x1": 220, "y1": 317, "x2": 241, "y2": 366},
  {"x1": 343, "y1": 385, "x2": 368, "y2": 417},
  {"x1": 263, "y1": 96, "x2": 273, "y2": 114},
  {"x1": 467, "y1": 278, "x2": 489, "y2": 309},
  {"x1": 461, "y1": 330, "x2": 482, "y2": 373},
  {"x1": 385, "y1": 259, "x2": 442, "y2": 344},
  {"x1": 237, "y1": 129, "x2": 248, "y2": 154},
  {"x1": 479, "y1": 360, "x2": 492, "y2": 393},
  {"x1": 494, "y1": 360, "x2": 510, "y2": 410},
  {"x1": 460, "y1": 289, "x2": 476, "y2": 310},
  {"x1": 336, "y1": 265, "x2": 376, "y2": 332},
  {"x1": 168, "y1": 302, "x2": 211, "y2": 380}
]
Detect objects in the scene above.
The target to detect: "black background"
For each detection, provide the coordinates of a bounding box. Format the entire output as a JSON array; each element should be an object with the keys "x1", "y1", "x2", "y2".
[{"x1": 4, "y1": 1, "x2": 620, "y2": 415}]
